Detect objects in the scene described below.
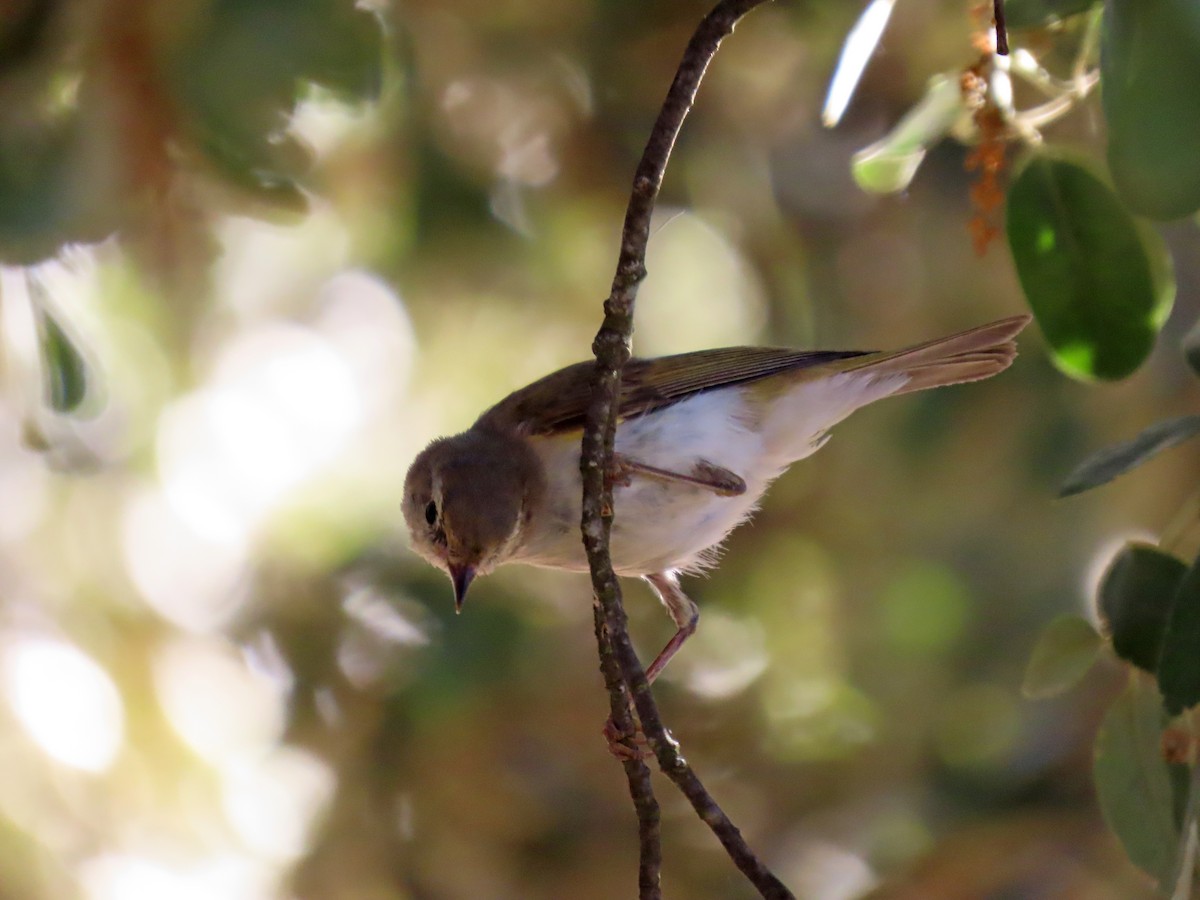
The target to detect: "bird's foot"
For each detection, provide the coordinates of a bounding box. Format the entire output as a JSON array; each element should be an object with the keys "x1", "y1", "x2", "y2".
[
  {"x1": 603, "y1": 714, "x2": 652, "y2": 761},
  {"x1": 603, "y1": 713, "x2": 680, "y2": 761}
]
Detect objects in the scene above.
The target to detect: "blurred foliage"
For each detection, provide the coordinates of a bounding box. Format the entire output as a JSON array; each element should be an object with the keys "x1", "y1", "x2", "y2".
[{"x1": 0, "y1": 1, "x2": 1197, "y2": 899}]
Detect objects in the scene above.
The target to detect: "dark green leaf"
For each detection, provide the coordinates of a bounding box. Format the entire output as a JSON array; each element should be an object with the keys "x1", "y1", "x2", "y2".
[
  {"x1": 1157, "y1": 553, "x2": 1200, "y2": 716},
  {"x1": 1006, "y1": 153, "x2": 1175, "y2": 381},
  {"x1": 1185, "y1": 317, "x2": 1200, "y2": 379},
  {"x1": 1098, "y1": 543, "x2": 1188, "y2": 673},
  {"x1": 1094, "y1": 676, "x2": 1182, "y2": 886},
  {"x1": 308, "y1": 6, "x2": 384, "y2": 101},
  {"x1": 170, "y1": 0, "x2": 382, "y2": 214},
  {"x1": 0, "y1": 121, "x2": 116, "y2": 264},
  {"x1": 1005, "y1": 0, "x2": 1099, "y2": 30},
  {"x1": 1022, "y1": 614, "x2": 1102, "y2": 698},
  {"x1": 1103, "y1": 0, "x2": 1200, "y2": 219},
  {"x1": 1060, "y1": 415, "x2": 1200, "y2": 497},
  {"x1": 198, "y1": 134, "x2": 310, "y2": 219},
  {"x1": 30, "y1": 286, "x2": 89, "y2": 414}
]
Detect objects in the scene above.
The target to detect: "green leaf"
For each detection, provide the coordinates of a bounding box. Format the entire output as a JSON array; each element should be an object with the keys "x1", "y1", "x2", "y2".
[
  {"x1": 1060, "y1": 415, "x2": 1200, "y2": 497},
  {"x1": 1022, "y1": 613, "x2": 1102, "y2": 698},
  {"x1": 1098, "y1": 543, "x2": 1188, "y2": 673},
  {"x1": 170, "y1": 0, "x2": 382, "y2": 215},
  {"x1": 1157, "y1": 553, "x2": 1200, "y2": 716},
  {"x1": 1094, "y1": 676, "x2": 1182, "y2": 887},
  {"x1": 1103, "y1": 0, "x2": 1200, "y2": 219},
  {"x1": 850, "y1": 75, "x2": 965, "y2": 194},
  {"x1": 29, "y1": 285, "x2": 89, "y2": 414},
  {"x1": 1005, "y1": 0, "x2": 1100, "y2": 30},
  {"x1": 1185, "y1": 317, "x2": 1200, "y2": 379},
  {"x1": 307, "y1": 4, "x2": 384, "y2": 101},
  {"x1": 1006, "y1": 153, "x2": 1175, "y2": 381}
]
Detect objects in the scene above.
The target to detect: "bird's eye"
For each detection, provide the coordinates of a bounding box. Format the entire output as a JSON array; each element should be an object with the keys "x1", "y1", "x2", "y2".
[{"x1": 424, "y1": 500, "x2": 438, "y2": 526}]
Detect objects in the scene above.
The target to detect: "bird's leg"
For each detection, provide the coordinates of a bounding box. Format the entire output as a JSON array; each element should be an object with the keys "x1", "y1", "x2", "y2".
[
  {"x1": 610, "y1": 453, "x2": 747, "y2": 497},
  {"x1": 603, "y1": 571, "x2": 698, "y2": 759},
  {"x1": 643, "y1": 571, "x2": 700, "y2": 683}
]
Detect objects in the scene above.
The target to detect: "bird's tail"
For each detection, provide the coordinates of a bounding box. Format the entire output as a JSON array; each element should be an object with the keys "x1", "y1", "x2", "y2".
[{"x1": 847, "y1": 314, "x2": 1031, "y2": 395}]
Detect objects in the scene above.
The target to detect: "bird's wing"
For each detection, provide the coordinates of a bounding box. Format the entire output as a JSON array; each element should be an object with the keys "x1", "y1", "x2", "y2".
[{"x1": 475, "y1": 347, "x2": 868, "y2": 437}]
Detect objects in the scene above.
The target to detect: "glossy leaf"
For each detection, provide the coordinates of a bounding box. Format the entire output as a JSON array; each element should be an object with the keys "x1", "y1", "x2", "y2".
[
  {"x1": 1094, "y1": 676, "x2": 1182, "y2": 887},
  {"x1": 1157, "y1": 554, "x2": 1200, "y2": 716},
  {"x1": 1103, "y1": 0, "x2": 1200, "y2": 219},
  {"x1": 1098, "y1": 543, "x2": 1188, "y2": 673},
  {"x1": 1060, "y1": 415, "x2": 1200, "y2": 497},
  {"x1": 1006, "y1": 154, "x2": 1174, "y2": 381},
  {"x1": 1006, "y1": 0, "x2": 1100, "y2": 29},
  {"x1": 1022, "y1": 614, "x2": 1102, "y2": 698}
]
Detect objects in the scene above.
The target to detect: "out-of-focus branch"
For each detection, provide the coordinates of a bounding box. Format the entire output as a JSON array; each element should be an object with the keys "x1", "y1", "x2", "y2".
[{"x1": 578, "y1": 1, "x2": 794, "y2": 897}]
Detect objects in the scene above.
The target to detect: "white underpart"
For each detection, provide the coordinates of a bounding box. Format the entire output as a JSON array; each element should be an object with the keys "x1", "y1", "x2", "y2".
[{"x1": 515, "y1": 371, "x2": 908, "y2": 576}]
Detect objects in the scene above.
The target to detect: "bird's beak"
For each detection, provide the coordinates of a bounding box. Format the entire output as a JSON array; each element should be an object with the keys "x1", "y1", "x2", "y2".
[{"x1": 449, "y1": 563, "x2": 476, "y2": 613}]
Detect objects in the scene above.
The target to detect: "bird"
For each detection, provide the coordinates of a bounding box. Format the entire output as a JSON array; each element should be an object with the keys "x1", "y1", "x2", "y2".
[{"x1": 403, "y1": 314, "x2": 1030, "y2": 684}]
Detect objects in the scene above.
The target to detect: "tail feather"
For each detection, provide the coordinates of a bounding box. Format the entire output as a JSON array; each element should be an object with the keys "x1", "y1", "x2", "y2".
[{"x1": 848, "y1": 314, "x2": 1030, "y2": 395}]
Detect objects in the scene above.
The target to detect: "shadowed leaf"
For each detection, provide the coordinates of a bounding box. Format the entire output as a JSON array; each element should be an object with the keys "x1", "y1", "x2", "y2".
[
  {"x1": 1006, "y1": 0, "x2": 1099, "y2": 29},
  {"x1": 1103, "y1": 0, "x2": 1200, "y2": 219},
  {"x1": 1094, "y1": 677, "x2": 1183, "y2": 887},
  {"x1": 1157, "y1": 554, "x2": 1200, "y2": 716},
  {"x1": 1098, "y1": 543, "x2": 1188, "y2": 673},
  {"x1": 1185, "y1": 318, "x2": 1200, "y2": 379},
  {"x1": 1022, "y1": 614, "x2": 1101, "y2": 698},
  {"x1": 1060, "y1": 415, "x2": 1200, "y2": 497}
]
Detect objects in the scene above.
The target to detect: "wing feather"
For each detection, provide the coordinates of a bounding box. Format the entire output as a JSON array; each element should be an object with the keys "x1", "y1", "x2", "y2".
[{"x1": 476, "y1": 347, "x2": 868, "y2": 436}]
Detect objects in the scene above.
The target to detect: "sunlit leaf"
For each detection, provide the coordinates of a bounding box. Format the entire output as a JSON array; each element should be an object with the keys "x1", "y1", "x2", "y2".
[
  {"x1": 850, "y1": 75, "x2": 965, "y2": 194},
  {"x1": 1157, "y1": 554, "x2": 1200, "y2": 716},
  {"x1": 1094, "y1": 676, "x2": 1183, "y2": 887},
  {"x1": 1005, "y1": 0, "x2": 1100, "y2": 29},
  {"x1": 1060, "y1": 415, "x2": 1200, "y2": 497},
  {"x1": 1098, "y1": 543, "x2": 1188, "y2": 673},
  {"x1": 1021, "y1": 613, "x2": 1101, "y2": 698},
  {"x1": 1103, "y1": 0, "x2": 1200, "y2": 219},
  {"x1": 1006, "y1": 153, "x2": 1175, "y2": 381}
]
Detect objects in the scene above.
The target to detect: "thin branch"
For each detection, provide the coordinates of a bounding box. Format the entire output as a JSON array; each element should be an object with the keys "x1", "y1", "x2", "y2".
[
  {"x1": 579, "y1": 1, "x2": 793, "y2": 898},
  {"x1": 994, "y1": 0, "x2": 1008, "y2": 55},
  {"x1": 594, "y1": 605, "x2": 662, "y2": 899}
]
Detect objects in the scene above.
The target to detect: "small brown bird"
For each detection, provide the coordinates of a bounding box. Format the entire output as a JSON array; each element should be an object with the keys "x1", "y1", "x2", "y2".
[{"x1": 404, "y1": 315, "x2": 1029, "y2": 682}]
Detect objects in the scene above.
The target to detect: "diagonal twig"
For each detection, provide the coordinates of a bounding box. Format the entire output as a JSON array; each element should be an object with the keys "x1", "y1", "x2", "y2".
[
  {"x1": 578, "y1": 1, "x2": 794, "y2": 897},
  {"x1": 594, "y1": 604, "x2": 662, "y2": 899}
]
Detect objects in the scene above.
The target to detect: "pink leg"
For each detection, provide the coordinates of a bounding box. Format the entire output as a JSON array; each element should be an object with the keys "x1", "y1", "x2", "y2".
[
  {"x1": 603, "y1": 571, "x2": 697, "y2": 758},
  {"x1": 643, "y1": 571, "x2": 699, "y2": 683}
]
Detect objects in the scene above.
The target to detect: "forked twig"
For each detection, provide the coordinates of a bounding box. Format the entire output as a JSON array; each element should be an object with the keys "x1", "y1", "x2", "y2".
[{"x1": 578, "y1": 1, "x2": 793, "y2": 897}]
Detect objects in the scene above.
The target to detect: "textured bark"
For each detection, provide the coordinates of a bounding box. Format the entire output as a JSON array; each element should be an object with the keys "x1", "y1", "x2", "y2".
[{"x1": 579, "y1": 1, "x2": 794, "y2": 897}]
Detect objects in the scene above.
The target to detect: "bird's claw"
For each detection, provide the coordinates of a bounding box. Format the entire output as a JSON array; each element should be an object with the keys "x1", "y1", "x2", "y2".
[{"x1": 603, "y1": 715, "x2": 652, "y2": 761}]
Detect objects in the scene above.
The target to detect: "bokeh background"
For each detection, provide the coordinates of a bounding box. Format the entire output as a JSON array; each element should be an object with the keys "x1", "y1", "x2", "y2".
[{"x1": 1, "y1": 0, "x2": 1198, "y2": 898}]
